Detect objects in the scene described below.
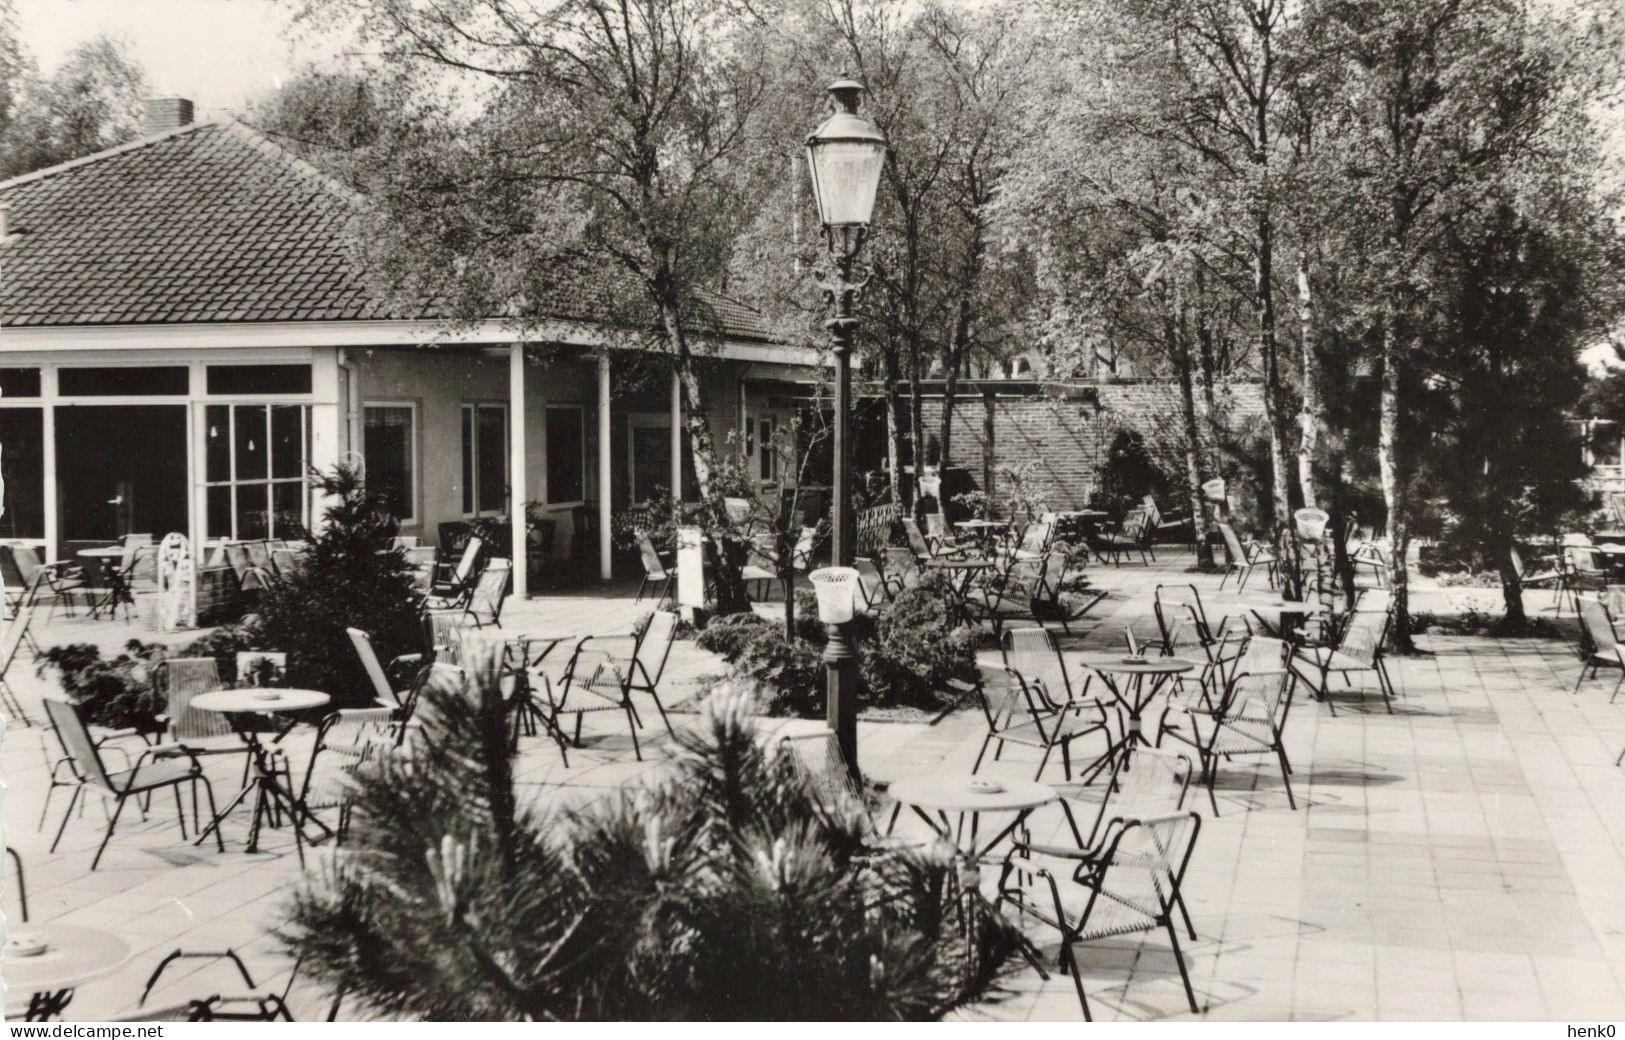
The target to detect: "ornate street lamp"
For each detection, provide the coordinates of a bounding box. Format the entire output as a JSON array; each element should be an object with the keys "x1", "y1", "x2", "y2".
[{"x1": 805, "y1": 76, "x2": 887, "y2": 778}]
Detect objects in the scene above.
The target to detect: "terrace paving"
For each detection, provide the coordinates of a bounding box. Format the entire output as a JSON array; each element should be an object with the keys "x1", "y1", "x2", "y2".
[{"x1": 4, "y1": 555, "x2": 1624, "y2": 1021}]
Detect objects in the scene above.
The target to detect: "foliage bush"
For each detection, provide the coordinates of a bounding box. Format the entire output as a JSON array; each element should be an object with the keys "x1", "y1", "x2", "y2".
[
  {"x1": 37, "y1": 622, "x2": 264, "y2": 733},
  {"x1": 1096, "y1": 429, "x2": 1171, "y2": 518},
  {"x1": 256, "y1": 464, "x2": 423, "y2": 708},
  {"x1": 697, "y1": 579, "x2": 977, "y2": 717},
  {"x1": 284, "y1": 668, "x2": 1017, "y2": 1020}
]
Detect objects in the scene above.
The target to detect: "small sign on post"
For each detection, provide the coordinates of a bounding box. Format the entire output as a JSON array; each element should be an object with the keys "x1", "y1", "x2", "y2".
[{"x1": 676, "y1": 525, "x2": 706, "y2": 623}]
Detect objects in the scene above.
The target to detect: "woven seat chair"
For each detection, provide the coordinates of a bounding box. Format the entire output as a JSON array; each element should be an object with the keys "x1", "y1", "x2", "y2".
[
  {"x1": 0, "y1": 602, "x2": 35, "y2": 725},
  {"x1": 44, "y1": 697, "x2": 223, "y2": 869},
  {"x1": 1098, "y1": 510, "x2": 1153, "y2": 566},
  {"x1": 1216, "y1": 522, "x2": 1276, "y2": 591},
  {"x1": 1557, "y1": 545, "x2": 1610, "y2": 617},
  {"x1": 457, "y1": 558, "x2": 512, "y2": 628},
  {"x1": 555, "y1": 611, "x2": 679, "y2": 761},
  {"x1": 997, "y1": 812, "x2": 1203, "y2": 1020},
  {"x1": 1574, "y1": 597, "x2": 1625, "y2": 699},
  {"x1": 130, "y1": 950, "x2": 297, "y2": 1022},
  {"x1": 1291, "y1": 599, "x2": 1396, "y2": 714},
  {"x1": 634, "y1": 531, "x2": 677, "y2": 606},
  {"x1": 157, "y1": 658, "x2": 239, "y2": 750},
  {"x1": 14, "y1": 544, "x2": 85, "y2": 620},
  {"x1": 299, "y1": 707, "x2": 395, "y2": 841},
  {"x1": 1161, "y1": 638, "x2": 1298, "y2": 814},
  {"x1": 978, "y1": 641, "x2": 1113, "y2": 783}
]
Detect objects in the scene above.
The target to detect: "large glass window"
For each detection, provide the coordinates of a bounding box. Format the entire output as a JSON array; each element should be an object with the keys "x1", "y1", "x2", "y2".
[
  {"x1": 546, "y1": 406, "x2": 584, "y2": 505},
  {"x1": 59, "y1": 366, "x2": 188, "y2": 396},
  {"x1": 206, "y1": 364, "x2": 313, "y2": 395},
  {"x1": 364, "y1": 404, "x2": 416, "y2": 523},
  {"x1": 0, "y1": 408, "x2": 44, "y2": 539},
  {"x1": 205, "y1": 404, "x2": 309, "y2": 540},
  {"x1": 629, "y1": 415, "x2": 696, "y2": 504},
  {"x1": 461, "y1": 403, "x2": 507, "y2": 517}
]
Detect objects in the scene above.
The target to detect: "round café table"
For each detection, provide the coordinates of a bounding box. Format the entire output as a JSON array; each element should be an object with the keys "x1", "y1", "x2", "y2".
[
  {"x1": 1232, "y1": 597, "x2": 1325, "y2": 640},
  {"x1": 4, "y1": 924, "x2": 132, "y2": 1020},
  {"x1": 955, "y1": 519, "x2": 1009, "y2": 553},
  {"x1": 1076, "y1": 653, "x2": 1196, "y2": 766},
  {"x1": 191, "y1": 688, "x2": 331, "y2": 860},
  {"x1": 76, "y1": 545, "x2": 132, "y2": 619},
  {"x1": 889, "y1": 775, "x2": 1058, "y2": 860}
]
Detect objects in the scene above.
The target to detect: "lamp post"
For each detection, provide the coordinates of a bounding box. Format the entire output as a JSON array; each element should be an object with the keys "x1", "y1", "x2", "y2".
[{"x1": 805, "y1": 76, "x2": 887, "y2": 779}]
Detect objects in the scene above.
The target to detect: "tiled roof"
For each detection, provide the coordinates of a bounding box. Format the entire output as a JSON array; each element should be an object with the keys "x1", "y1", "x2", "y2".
[{"x1": 0, "y1": 121, "x2": 772, "y2": 341}]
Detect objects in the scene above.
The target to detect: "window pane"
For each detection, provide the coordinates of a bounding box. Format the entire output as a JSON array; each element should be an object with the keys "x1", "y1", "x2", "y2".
[
  {"x1": 461, "y1": 407, "x2": 473, "y2": 515},
  {"x1": 0, "y1": 408, "x2": 44, "y2": 538},
  {"x1": 364, "y1": 406, "x2": 414, "y2": 520},
  {"x1": 0, "y1": 368, "x2": 41, "y2": 397},
  {"x1": 270, "y1": 406, "x2": 304, "y2": 479},
  {"x1": 205, "y1": 406, "x2": 231, "y2": 482},
  {"x1": 546, "y1": 408, "x2": 583, "y2": 504},
  {"x1": 760, "y1": 419, "x2": 775, "y2": 481},
  {"x1": 272, "y1": 481, "x2": 304, "y2": 538},
  {"x1": 476, "y1": 406, "x2": 506, "y2": 514},
  {"x1": 234, "y1": 405, "x2": 268, "y2": 480},
  {"x1": 207, "y1": 485, "x2": 233, "y2": 539},
  {"x1": 58, "y1": 366, "x2": 188, "y2": 396},
  {"x1": 206, "y1": 364, "x2": 312, "y2": 395},
  {"x1": 632, "y1": 426, "x2": 669, "y2": 505},
  {"x1": 236, "y1": 483, "x2": 270, "y2": 540}
]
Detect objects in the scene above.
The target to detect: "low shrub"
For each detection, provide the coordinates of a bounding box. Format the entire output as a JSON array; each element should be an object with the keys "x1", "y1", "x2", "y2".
[{"x1": 286, "y1": 674, "x2": 1017, "y2": 1020}]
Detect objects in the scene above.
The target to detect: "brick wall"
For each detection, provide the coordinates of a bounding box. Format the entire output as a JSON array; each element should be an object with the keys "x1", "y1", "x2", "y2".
[{"x1": 919, "y1": 380, "x2": 1267, "y2": 509}]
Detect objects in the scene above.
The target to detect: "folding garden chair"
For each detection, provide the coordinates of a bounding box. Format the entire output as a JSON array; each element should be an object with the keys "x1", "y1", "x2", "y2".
[
  {"x1": 903, "y1": 517, "x2": 955, "y2": 561},
  {"x1": 299, "y1": 708, "x2": 395, "y2": 842},
  {"x1": 131, "y1": 950, "x2": 298, "y2": 1022},
  {"x1": 14, "y1": 544, "x2": 85, "y2": 620},
  {"x1": 980, "y1": 637, "x2": 1113, "y2": 782},
  {"x1": 0, "y1": 602, "x2": 34, "y2": 725},
  {"x1": 634, "y1": 531, "x2": 677, "y2": 606},
  {"x1": 854, "y1": 557, "x2": 890, "y2": 614},
  {"x1": 1556, "y1": 546, "x2": 1610, "y2": 617},
  {"x1": 1574, "y1": 597, "x2": 1625, "y2": 698},
  {"x1": 1010, "y1": 519, "x2": 1055, "y2": 561},
  {"x1": 556, "y1": 611, "x2": 679, "y2": 761},
  {"x1": 458, "y1": 558, "x2": 512, "y2": 628},
  {"x1": 997, "y1": 812, "x2": 1204, "y2": 1020},
  {"x1": 1098, "y1": 510, "x2": 1153, "y2": 565},
  {"x1": 347, "y1": 627, "x2": 425, "y2": 714},
  {"x1": 881, "y1": 546, "x2": 921, "y2": 595},
  {"x1": 1291, "y1": 598, "x2": 1396, "y2": 714},
  {"x1": 1161, "y1": 641, "x2": 1298, "y2": 813},
  {"x1": 44, "y1": 697, "x2": 224, "y2": 869},
  {"x1": 428, "y1": 535, "x2": 484, "y2": 605},
  {"x1": 1216, "y1": 522, "x2": 1276, "y2": 591}
]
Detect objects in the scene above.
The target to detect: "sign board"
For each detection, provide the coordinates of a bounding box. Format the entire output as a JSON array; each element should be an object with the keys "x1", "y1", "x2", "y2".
[{"x1": 676, "y1": 526, "x2": 706, "y2": 611}]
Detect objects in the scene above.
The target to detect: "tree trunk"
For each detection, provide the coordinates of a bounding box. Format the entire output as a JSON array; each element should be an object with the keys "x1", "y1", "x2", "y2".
[
  {"x1": 1378, "y1": 313, "x2": 1415, "y2": 652},
  {"x1": 1256, "y1": 222, "x2": 1293, "y2": 528},
  {"x1": 882, "y1": 344, "x2": 905, "y2": 508},
  {"x1": 938, "y1": 336, "x2": 964, "y2": 472},
  {"x1": 1295, "y1": 257, "x2": 1323, "y2": 510},
  {"x1": 908, "y1": 352, "x2": 925, "y2": 511},
  {"x1": 1169, "y1": 288, "x2": 1214, "y2": 569},
  {"x1": 658, "y1": 295, "x2": 751, "y2": 616}
]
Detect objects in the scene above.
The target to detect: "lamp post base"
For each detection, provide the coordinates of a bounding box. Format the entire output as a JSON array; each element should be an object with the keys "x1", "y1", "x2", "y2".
[{"x1": 824, "y1": 620, "x2": 860, "y2": 781}]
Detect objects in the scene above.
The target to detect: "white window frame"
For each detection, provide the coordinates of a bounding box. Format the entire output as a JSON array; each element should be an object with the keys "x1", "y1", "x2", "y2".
[
  {"x1": 201, "y1": 402, "x2": 311, "y2": 541},
  {"x1": 544, "y1": 404, "x2": 586, "y2": 509},
  {"x1": 363, "y1": 400, "x2": 420, "y2": 526},
  {"x1": 461, "y1": 401, "x2": 509, "y2": 518}
]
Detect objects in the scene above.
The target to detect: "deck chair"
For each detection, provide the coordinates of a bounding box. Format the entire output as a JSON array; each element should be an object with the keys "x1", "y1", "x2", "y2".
[
  {"x1": 428, "y1": 535, "x2": 484, "y2": 604},
  {"x1": 634, "y1": 531, "x2": 677, "y2": 606},
  {"x1": 1216, "y1": 522, "x2": 1276, "y2": 591},
  {"x1": 299, "y1": 708, "x2": 395, "y2": 842},
  {"x1": 880, "y1": 546, "x2": 921, "y2": 596},
  {"x1": 460, "y1": 558, "x2": 512, "y2": 628},
  {"x1": 1143, "y1": 495, "x2": 1191, "y2": 544},
  {"x1": 1349, "y1": 537, "x2": 1391, "y2": 589},
  {"x1": 997, "y1": 812, "x2": 1203, "y2": 1020},
  {"x1": 1290, "y1": 603, "x2": 1395, "y2": 714},
  {"x1": 347, "y1": 627, "x2": 424, "y2": 714},
  {"x1": 982, "y1": 637, "x2": 1113, "y2": 782},
  {"x1": 1574, "y1": 597, "x2": 1625, "y2": 698},
  {"x1": 1011, "y1": 520, "x2": 1055, "y2": 561},
  {"x1": 44, "y1": 697, "x2": 223, "y2": 869},
  {"x1": 903, "y1": 517, "x2": 956, "y2": 561},
  {"x1": 556, "y1": 611, "x2": 679, "y2": 761},
  {"x1": 1557, "y1": 546, "x2": 1610, "y2": 617},
  {"x1": 1162, "y1": 640, "x2": 1298, "y2": 814},
  {"x1": 1031, "y1": 550, "x2": 1104, "y2": 634},
  {"x1": 0, "y1": 602, "x2": 34, "y2": 724},
  {"x1": 854, "y1": 557, "x2": 889, "y2": 614},
  {"x1": 925, "y1": 512, "x2": 966, "y2": 555},
  {"x1": 132, "y1": 950, "x2": 297, "y2": 1022}
]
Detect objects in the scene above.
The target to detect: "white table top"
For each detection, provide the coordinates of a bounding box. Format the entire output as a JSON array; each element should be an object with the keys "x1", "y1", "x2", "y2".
[
  {"x1": 1235, "y1": 599, "x2": 1326, "y2": 614},
  {"x1": 3, "y1": 925, "x2": 132, "y2": 995},
  {"x1": 190, "y1": 688, "x2": 330, "y2": 714},
  {"x1": 1076, "y1": 653, "x2": 1196, "y2": 676},
  {"x1": 889, "y1": 775, "x2": 1057, "y2": 814},
  {"x1": 76, "y1": 546, "x2": 126, "y2": 558}
]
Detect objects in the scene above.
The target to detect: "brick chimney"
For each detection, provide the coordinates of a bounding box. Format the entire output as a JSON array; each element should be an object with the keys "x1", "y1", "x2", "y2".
[{"x1": 142, "y1": 97, "x2": 194, "y2": 136}]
